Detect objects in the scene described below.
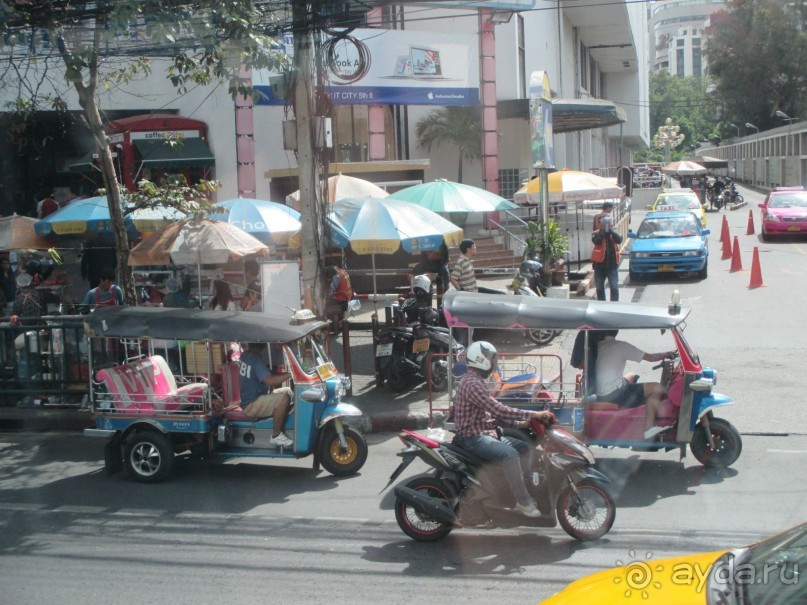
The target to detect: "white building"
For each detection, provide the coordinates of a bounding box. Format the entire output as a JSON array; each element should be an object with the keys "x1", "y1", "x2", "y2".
[{"x1": 649, "y1": 0, "x2": 726, "y2": 76}]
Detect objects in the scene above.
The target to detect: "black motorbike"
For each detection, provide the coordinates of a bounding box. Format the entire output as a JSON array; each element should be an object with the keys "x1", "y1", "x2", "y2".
[
  {"x1": 383, "y1": 418, "x2": 616, "y2": 542},
  {"x1": 376, "y1": 295, "x2": 462, "y2": 392}
]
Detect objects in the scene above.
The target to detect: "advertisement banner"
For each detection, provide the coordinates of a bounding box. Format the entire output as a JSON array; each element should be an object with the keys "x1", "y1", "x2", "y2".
[
  {"x1": 255, "y1": 29, "x2": 479, "y2": 107},
  {"x1": 529, "y1": 71, "x2": 554, "y2": 168}
]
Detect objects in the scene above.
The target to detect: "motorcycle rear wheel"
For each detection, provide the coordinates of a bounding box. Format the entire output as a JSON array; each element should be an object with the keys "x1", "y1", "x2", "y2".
[
  {"x1": 527, "y1": 329, "x2": 556, "y2": 346},
  {"x1": 557, "y1": 479, "x2": 615, "y2": 541},
  {"x1": 394, "y1": 477, "x2": 455, "y2": 542}
]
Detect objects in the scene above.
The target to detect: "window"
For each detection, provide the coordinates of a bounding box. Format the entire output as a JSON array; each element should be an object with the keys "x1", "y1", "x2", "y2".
[
  {"x1": 677, "y1": 49, "x2": 685, "y2": 77},
  {"x1": 677, "y1": 39, "x2": 684, "y2": 47},
  {"x1": 499, "y1": 168, "x2": 530, "y2": 202},
  {"x1": 517, "y1": 15, "x2": 526, "y2": 98},
  {"x1": 693, "y1": 47, "x2": 702, "y2": 78},
  {"x1": 693, "y1": 38, "x2": 701, "y2": 46},
  {"x1": 580, "y1": 41, "x2": 588, "y2": 90}
]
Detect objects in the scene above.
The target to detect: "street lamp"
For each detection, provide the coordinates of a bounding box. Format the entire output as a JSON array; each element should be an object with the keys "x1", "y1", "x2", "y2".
[
  {"x1": 653, "y1": 117, "x2": 686, "y2": 163},
  {"x1": 776, "y1": 111, "x2": 798, "y2": 169},
  {"x1": 728, "y1": 123, "x2": 740, "y2": 138},
  {"x1": 745, "y1": 122, "x2": 759, "y2": 135},
  {"x1": 776, "y1": 110, "x2": 796, "y2": 123}
]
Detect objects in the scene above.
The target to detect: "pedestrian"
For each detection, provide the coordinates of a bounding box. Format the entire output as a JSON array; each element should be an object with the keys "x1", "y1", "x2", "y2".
[
  {"x1": 238, "y1": 342, "x2": 293, "y2": 447},
  {"x1": 241, "y1": 281, "x2": 262, "y2": 312},
  {"x1": 80, "y1": 240, "x2": 117, "y2": 289},
  {"x1": 162, "y1": 277, "x2": 189, "y2": 308},
  {"x1": 9, "y1": 263, "x2": 48, "y2": 327},
  {"x1": 35, "y1": 189, "x2": 59, "y2": 219},
  {"x1": 244, "y1": 259, "x2": 260, "y2": 287},
  {"x1": 80, "y1": 267, "x2": 124, "y2": 311},
  {"x1": 326, "y1": 264, "x2": 353, "y2": 333},
  {"x1": 591, "y1": 214, "x2": 623, "y2": 301},
  {"x1": 209, "y1": 279, "x2": 236, "y2": 311},
  {"x1": 450, "y1": 239, "x2": 477, "y2": 292},
  {"x1": 0, "y1": 256, "x2": 16, "y2": 305}
]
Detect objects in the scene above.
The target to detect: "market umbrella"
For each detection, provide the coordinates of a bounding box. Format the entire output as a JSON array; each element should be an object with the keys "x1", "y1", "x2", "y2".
[
  {"x1": 326, "y1": 197, "x2": 464, "y2": 308},
  {"x1": 661, "y1": 160, "x2": 707, "y2": 175},
  {"x1": 125, "y1": 205, "x2": 187, "y2": 236},
  {"x1": 388, "y1": 179, "x2": 518, "y2": 213},
  {"x1": 128, "y1": 217, "x2": 269, "y2": 305},
  {"x1": 34, "y1": 195, "x2": 120, "y2": 237},
  {"x1": 0, "y1": 215, "x2": 54, "y2": 251},
  {"x1": 514, "y1": 169, "x2": 624, "y2": 205},
  {"x1": 286, "y1": 174, "x2": 389, "y2": 211},
  {"x1": 209, "y1": 198, "x2": 301, "y2": 245},
  {"x1": 683, "y1": 155, "x2": 729, "y2": 169}
]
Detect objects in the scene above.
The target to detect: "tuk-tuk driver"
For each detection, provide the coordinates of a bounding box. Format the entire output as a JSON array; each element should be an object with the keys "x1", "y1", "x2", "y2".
[
  {"x1": 238, "y1": 342, "x2": 293, "y2": 447},
  {"x1": 594, "y1": 330, "x2": 677, "y2": 440}
]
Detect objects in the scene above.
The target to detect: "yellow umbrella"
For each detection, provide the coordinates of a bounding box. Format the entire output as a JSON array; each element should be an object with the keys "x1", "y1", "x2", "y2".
[{"x1": 514, "y1": 169, "x2": 624, "y2": 205}]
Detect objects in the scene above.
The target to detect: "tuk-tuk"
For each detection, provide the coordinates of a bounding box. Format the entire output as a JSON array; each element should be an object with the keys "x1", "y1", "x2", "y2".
[
  {"x1": 83, "y1": 306, "x2": 368, "y2": 482},
  {"x1": 441, "y1": 291, "x2": 742, "y2": 468}
]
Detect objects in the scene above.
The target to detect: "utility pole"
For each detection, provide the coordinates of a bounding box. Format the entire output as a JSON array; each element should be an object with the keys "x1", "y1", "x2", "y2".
[{"x1": 292, "y1": 3, "x2": 324, "y2": 314}]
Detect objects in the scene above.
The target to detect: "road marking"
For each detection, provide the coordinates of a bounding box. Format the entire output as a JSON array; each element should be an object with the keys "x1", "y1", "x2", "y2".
[{"x1": 766, "y1": 449, "x2": 807, "y2": 454}]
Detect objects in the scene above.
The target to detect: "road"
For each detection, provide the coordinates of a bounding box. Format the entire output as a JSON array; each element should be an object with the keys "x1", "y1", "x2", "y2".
[{"x1": 1, "y1": 184, "x2": 806, "y2": 604}]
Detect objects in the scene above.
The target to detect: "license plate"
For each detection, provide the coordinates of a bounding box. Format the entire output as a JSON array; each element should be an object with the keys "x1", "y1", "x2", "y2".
[
  {"x1": 412, "y1": 338, "x2": 430, "y2": 354},
  {"x1": 658, "y1": 264, "x2": 675, "y2": 272},
  {"x1": 788, "y1": 225, "x2": 801, "y2": 232},
  {"x1": 376, "y1": 343, "x2": 393, "y2": 357}
]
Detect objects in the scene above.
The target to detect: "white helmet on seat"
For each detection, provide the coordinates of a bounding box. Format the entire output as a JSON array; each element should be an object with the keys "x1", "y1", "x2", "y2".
[
  {"x1": 412, "y1": 274, "x2": 431, "y2": 295},
  {"x1": 466, "y1": 341, "x2": 497, "y2": 372}
]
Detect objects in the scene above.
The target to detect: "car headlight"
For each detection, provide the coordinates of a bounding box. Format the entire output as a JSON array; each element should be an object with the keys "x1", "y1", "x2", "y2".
[
  {"x1": 765, "y1": 213, "x2": 780, "y2": 222},
  {"x1": 682, "y1": 250, "x2": 699, "y2": 256},
  {"x1": 633, "y1": 252, "x2": 650, "y2": 258}
]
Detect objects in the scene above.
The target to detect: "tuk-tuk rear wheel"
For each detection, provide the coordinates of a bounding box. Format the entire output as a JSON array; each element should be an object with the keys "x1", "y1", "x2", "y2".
[
  {"x1": 320, "y1": 425, "x2": 368, "y2": 476},
  {"x1": 690, "y1": 417, "x2": 742, "y2": 468},
  {"x1": 123, "y1": 431, "x2": 175, "y2": 483}
]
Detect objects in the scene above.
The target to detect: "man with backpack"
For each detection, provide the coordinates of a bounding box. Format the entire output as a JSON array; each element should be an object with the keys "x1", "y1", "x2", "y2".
[{"x1": 326, "y1": 264, "x2": 353, "y2": 334}]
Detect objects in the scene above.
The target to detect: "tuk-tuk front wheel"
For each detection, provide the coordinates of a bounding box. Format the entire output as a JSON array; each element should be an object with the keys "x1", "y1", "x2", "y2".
[
  {"x1": 320, "y1": 425, "x2": 368, "y2": 476},
  {"x1": 124, "y1": 431, "x2": 175, "y2": 483},
  {"x1": 690, "y1": 417, "x2": 742, "y2": 468}
]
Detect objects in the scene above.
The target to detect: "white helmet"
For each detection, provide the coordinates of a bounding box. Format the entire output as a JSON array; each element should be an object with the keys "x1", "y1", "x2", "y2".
[
  {"x1": 466, "y1": 341, "x2": 497, "y2": 372},
  {"x1": 412, "y1": 274, "x2": 431, "y2": 295}
]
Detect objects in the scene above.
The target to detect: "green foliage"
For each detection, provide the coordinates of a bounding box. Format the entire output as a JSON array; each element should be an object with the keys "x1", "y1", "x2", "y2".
[
  {"x1": 648, "y1": 71, "x2": 718, "y2": 155},
  {"x1": 415, "y1": 107, "x2": 481, "y2": 183},
  {"x1": 705, "y1": 0, "x2": 807, "y2": 132},
  {"x1": 524, "y1": 219, "x2": 568, "y2": 265},
  {"x1": 127, "y1": 173, "x2": 223, "y2": 219}
]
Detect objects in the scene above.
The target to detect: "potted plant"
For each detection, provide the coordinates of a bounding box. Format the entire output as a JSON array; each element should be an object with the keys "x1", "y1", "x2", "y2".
[{"x1": 524, "y1": 219, "x2": 569, "y2": 285}]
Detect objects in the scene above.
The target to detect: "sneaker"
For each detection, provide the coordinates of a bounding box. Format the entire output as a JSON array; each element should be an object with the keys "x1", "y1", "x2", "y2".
[
  {"x1": 643, "y1": 425, "x2": 669, "y2": 440},
  {"x1": 270, "y1": 432, "x2": 293, "y2": 448},
  {"x1": 515, "y1": 501, "x2": 542, "y2": 518}
]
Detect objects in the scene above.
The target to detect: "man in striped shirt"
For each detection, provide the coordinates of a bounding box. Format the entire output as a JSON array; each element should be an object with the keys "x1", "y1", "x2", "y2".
[{"x1": 450, "y1": 239, "x2": 477, "y2": 292}]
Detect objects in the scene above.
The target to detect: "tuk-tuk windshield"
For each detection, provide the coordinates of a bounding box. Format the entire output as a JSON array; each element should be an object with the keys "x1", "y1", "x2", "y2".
[{"x1": 287, "y1": 334, "x2": 330, "y2": 375}]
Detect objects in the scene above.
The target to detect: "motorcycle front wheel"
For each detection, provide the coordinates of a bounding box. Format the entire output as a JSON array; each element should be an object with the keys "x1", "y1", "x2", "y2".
[
  {"x1": 557, "y1": 479, "x2": 615, "y2": 541},
  {"x1": 690, "y1": 417, "x2": 742, "y2": 468},
  {"x1": 394, "y1": 477, "x2": 455, "y2": 542},
  {"x1": 527, "y1": 329, "x2": 556, "y2": 346}
]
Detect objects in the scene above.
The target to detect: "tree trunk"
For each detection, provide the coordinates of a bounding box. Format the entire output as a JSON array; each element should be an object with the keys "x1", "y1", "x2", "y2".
[{"x1": 457, "y1": 155, "x2": 463, "y2": 184}]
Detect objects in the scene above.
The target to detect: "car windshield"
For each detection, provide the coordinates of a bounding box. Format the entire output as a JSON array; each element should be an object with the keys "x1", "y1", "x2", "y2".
[
  {"x1": 637, "y1": 215, "x2": 701, "y2": 239},
  {"x1": 286, "y1": 333, "x2": 331, "y2": 375},
  {"x1": 657, "y1": 195, "x2": 700, "y2": 210},
  {"x1": 769, "y1": 193, "x2": 807, "y2": 208},
  {"x1": 738, "y1": 523, "x2": 806, "y2": 604}
]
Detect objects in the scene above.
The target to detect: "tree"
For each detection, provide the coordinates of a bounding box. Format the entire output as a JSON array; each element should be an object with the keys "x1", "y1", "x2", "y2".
[
  {"x1": 0, "y1": 2, "x2": 284, "y2": 303},
  {"x1": 415, "y1": 106, "x2": 481, "y2": 183},
  {"x1": 705, "y1": 0, "x2": 807, "y2": 132}
]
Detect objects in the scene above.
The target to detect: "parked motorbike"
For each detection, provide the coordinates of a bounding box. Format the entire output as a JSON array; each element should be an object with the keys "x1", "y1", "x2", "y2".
[
  {"x1": 383, "y1": 417, "x2": 616, "y2": 542},
  {"x1": 376, "y1": 276, "x2": 462, "y2": 392},
  {"x1": 512, "y1": 260, "x2": 560, "y2": 345}
]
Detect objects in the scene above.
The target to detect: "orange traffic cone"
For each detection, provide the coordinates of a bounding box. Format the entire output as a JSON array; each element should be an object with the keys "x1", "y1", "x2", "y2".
[
  {"x1": 729, "y1": 236, "x2": 743, "y2": 272},
  {"x1": 722, "y1": 232, "x2": 733, "y2": 259},
  {"x1": 746, "y1": 210, "x2": 755, "y2": 235},
  {"x1": 720, "y1": 214, "x2": 730, "y2": 245},
  {"x1": 748, "y1": 246, "x2": 765, "y2": 288}
]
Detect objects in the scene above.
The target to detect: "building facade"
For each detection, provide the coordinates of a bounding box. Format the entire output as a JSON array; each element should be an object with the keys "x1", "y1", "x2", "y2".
[{"x1": 649, "y1": 0, "x2": 725, "y2": 76}]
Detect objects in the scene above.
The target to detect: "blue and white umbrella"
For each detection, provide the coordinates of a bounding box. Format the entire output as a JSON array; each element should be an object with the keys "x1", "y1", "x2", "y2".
[
  {"x1": 35, "y1": 196, "x2": 119, "y2": 236},
  {"x1": 210, "y1": 198, "x2": 301, "y2": 245}
]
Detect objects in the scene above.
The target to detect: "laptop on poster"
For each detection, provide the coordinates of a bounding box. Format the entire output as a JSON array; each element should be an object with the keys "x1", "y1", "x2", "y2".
[{"x1": 410, "y1": 45, "x2": 443, "y2": 79}]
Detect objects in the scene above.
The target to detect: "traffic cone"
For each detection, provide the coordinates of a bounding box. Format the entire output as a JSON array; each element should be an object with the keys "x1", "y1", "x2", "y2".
[
  {"x1": 720, "y1": 214, "x2": 730, "y2": 245},
  {"x1": 729, "y1": 236, "x2": 743, "y2": 272},
  {"x1": 721, "y1": 232, "x2": 732, "y2": 259},
  {"x1": 748, "y1": 246, "x2": 765, "y2": 288},
  {"x1": 746, "y1": 210, "x2": 755, "y2": 235}
]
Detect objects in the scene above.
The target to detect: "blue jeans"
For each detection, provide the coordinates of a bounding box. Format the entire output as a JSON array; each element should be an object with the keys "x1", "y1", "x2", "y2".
[
  {"x1": 454, "y1": 433, "x2": 533, "y2": 506},
  {"x1": 594, "y1": 264, "x2": 620, "y2": 301}
]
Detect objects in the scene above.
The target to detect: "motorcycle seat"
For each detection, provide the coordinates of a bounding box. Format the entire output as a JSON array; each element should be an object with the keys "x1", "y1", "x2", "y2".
[{"x1": 444, "y1": 441, "x2": 489, "y2": 466}]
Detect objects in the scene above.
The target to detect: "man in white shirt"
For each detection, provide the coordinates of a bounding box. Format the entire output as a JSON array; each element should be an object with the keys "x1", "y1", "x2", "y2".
[{"x1": 594, "y1": 330, "x2": 677, "y2": 440}]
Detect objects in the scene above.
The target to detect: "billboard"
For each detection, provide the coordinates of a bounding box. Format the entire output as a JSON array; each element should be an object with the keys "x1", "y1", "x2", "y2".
[{"x1": 254, "y1": 29, "x2": 479, "y2": 107}]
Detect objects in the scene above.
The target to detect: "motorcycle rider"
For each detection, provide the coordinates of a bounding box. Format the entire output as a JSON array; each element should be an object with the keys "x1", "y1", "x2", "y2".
[{"x1": 453, "y1": 341, "x2": 555, "y2": 518}]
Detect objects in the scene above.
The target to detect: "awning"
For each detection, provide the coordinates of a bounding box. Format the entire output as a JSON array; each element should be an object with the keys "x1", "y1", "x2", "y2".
[
  {"x1": 683, "y1": 155, "x2": 729, "y2": 169},
  {"x1": 497, "y1": 97, "x2": 627, "y2": 133},
  {"x1": 133, "y1": 138, "x2": 215, "y2": 168},
  {"x1": 67, "y1": 152, "x2": 98, "y2": 173}
]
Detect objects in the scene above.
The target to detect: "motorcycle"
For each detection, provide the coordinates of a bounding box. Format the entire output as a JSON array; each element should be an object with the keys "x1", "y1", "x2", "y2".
[
  {"x1": 383, "y1": 417, "x2": 616, "y2": 542},
  {"x1": 376, "y1": 276, "x2": 463, "y2": 392},
  {"x1": 724, "y1": 182, "x2": 745, "y2": 209}
]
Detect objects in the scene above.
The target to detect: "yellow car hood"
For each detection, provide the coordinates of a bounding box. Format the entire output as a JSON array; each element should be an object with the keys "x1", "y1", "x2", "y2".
[{"x1": 541, "y1": 550, "x2": 728, "y2": 605}]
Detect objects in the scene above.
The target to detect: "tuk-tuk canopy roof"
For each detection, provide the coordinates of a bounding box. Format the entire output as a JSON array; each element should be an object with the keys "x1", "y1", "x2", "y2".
[
  {"x1": 442, "y1": 292, "x2": 690, "y2": 331},
  {"x1": 83, "y1": 306, "x2": 328, "y2": 343}
]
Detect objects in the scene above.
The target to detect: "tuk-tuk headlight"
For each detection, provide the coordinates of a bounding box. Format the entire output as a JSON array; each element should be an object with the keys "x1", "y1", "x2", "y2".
[{"x1": 335, "y1": 375, "x2": 350, "y2": 399}]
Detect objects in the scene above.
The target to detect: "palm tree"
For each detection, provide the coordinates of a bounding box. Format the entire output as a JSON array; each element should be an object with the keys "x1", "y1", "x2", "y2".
[{"x1": 415, "y1": 107, "x2": 481, "y2": 183}]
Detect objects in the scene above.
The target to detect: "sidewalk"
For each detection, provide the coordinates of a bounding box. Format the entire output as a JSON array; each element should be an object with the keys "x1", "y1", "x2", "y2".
[{"x1": 0, "y1": 274, "x2": 596, "y2": 434}]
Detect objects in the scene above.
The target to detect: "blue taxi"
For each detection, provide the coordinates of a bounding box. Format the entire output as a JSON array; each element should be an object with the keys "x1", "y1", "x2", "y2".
[{"x1": 628, "y1": 211, "x2": 710, "y2": 280}]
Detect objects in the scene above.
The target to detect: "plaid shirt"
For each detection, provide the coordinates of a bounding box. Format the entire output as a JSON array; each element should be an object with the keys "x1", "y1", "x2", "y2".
[{"x1": 454, "y1": 371, "x2": 531, "y2": 438}]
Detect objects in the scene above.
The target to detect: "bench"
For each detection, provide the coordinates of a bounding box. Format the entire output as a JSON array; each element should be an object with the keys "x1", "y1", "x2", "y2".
[{"x1": 95, "y1": 355, "x2": 208, "y2": 413}]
